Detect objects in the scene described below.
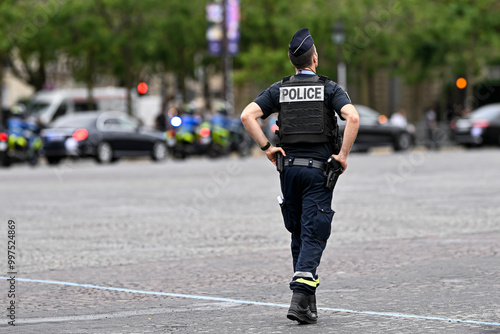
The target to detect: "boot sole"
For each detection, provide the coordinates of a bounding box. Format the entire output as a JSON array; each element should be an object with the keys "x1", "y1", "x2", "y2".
[{"x1": 287, "y1": 310, "x2": 317, "y2": 324}]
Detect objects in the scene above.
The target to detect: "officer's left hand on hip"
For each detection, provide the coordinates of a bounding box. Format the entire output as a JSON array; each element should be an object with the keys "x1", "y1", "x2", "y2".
[{"x1": 266, "y1": 146, "x2": 286, "y2": 166}]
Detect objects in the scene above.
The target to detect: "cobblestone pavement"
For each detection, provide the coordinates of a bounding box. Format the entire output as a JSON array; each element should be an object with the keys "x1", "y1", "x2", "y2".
[{"x1": 0, "y1": 147, "x2": 499, "y2": 333}]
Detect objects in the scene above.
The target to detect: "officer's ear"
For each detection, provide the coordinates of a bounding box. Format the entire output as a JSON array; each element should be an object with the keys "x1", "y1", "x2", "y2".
[{"x1": 288, "y1": 54, "x2": 294, "y2": 68}]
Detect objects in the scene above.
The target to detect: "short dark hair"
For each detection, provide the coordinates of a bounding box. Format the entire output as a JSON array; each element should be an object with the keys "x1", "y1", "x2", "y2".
[{"x1": 288, "y1": 45, "x2": 316, "y2": 69}]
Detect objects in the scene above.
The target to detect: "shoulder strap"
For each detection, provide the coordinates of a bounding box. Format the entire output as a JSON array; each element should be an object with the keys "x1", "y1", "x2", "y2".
[
  {"x1": 318, "y1": 75, "x2": 331, "y2": 85},
  {"x1": 283, "y1": 75, "x2": 327, "y2": 84}
]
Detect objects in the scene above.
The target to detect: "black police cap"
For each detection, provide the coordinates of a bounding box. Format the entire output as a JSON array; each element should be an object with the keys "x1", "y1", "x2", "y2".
[{"x1": 289, "y1": 28, "x2": 314, "y2": 56}]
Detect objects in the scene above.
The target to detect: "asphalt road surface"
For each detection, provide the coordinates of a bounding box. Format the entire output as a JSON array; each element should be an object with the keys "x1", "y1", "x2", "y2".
[{"x1": 1, "y1": 147, "x2": 499, "y2": 333}]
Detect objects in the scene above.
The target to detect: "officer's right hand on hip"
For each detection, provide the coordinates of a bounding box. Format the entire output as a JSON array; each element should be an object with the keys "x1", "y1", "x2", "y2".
[{"x1": 330, "y1": 153, "x2": 347, "y2": 174}]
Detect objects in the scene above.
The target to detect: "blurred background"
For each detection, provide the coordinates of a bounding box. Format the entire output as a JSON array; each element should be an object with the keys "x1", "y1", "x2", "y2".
[{"x1": 1, "y1": 0, "x2": 500, "y2": 167}]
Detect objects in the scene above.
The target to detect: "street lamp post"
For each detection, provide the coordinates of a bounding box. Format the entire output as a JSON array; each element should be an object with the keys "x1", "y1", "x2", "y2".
[{"x1": 332, "y1": 22, "x2": 346, "y2": 90}]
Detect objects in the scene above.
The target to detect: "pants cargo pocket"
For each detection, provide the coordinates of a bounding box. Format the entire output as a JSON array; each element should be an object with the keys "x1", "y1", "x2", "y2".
[
  {"x1": 313, "y1": 204, "x2": 335, "y2": 242},
  {"x1": 280, "y1": 201, "x2": 294, "y2": 233}
]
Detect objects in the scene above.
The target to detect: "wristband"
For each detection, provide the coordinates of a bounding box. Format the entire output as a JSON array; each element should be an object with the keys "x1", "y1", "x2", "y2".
[{"x1": 260, "y1": 141, "x2": 271, "y2": 151}]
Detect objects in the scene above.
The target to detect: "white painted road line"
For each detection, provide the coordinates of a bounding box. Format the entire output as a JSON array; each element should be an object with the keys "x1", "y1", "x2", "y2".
[{"x1": 3, "y1": 277, "x2": 500, "y2": 327}]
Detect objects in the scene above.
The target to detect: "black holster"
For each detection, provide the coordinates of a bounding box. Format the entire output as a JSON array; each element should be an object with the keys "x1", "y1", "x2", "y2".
[
  {"x1": 324, "y1": 156, "x2": 343, "y2": 191},
  {"x1": 276, "y1": 151, "x2": 284, "y2": 172}
]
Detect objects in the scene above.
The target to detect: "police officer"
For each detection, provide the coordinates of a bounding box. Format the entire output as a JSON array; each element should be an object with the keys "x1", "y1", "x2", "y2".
[{"x1": 240, "y1": 28, "x2": 359, "y2": 324}]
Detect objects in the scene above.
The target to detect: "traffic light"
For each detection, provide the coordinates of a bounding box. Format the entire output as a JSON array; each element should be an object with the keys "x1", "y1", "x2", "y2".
[
  {"x1": 137, "y1": 82, "x2": 148, "y2": 96},
  {"x1": 456, "y1": 77, "x2": 467, "y2": 90}
]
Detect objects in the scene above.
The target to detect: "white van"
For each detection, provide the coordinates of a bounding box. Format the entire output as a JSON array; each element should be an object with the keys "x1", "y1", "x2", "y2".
[{"x1": 26, "y1": 87, "x2": 137, "y2": 126}]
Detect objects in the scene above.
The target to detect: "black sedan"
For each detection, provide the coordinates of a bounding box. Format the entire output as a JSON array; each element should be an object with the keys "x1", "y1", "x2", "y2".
[
  {"x1": 41, "y1": 112, "x2": 167, "y2": 165},
  {"x1": 339, "y1": 105, "x2": 415, "y2": 152},
  {"x1": 450, "y1": 103, "x2": 500, "y2": 147}
]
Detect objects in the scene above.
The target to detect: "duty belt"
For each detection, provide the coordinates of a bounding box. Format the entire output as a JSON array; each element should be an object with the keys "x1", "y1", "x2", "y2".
[{"x1": 285, "y1": 157, "x2": 326, "y2": 170}]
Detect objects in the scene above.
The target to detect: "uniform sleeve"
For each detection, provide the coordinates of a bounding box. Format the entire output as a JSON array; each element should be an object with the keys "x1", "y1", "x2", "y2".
[
  {"x1": 327, "y1": 81, "x2": 352, "y2": 121},
  {"x1": 253, "y1": 81, "x2": 281, "y2": 120}
]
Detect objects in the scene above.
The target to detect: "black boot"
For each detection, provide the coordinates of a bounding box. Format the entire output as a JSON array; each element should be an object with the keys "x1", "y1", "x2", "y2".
[
  {"x1": 308, "y1": 294, "x2": 317, "y2": 318},
  {"x1": 287, "y1": 292, "x2": 317, "y2": 324}
]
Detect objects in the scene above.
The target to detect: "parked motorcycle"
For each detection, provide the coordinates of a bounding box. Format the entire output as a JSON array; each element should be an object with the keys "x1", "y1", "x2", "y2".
[
  {"x1": 168, "y1": 114, "x2": 201, "y2": 159},
  {"x1": 0, "y1": 106, "x2": 43, "y2": 167},
  {"x1": 202, "y1": 117, "x2": 231, "y2": 158}
]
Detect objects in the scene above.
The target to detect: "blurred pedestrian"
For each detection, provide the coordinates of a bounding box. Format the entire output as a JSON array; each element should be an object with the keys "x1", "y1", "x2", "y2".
[
  {"x1": 424, "y1": 105, "x2": 439, "y2": 149},
  {"x1": 240, "y1": 28, "x2": 359, "y2": 325},
  {"x1": 390, "y1": 108, "x2": 408, "y2": 128},
  {"x1": 155, "y1": 95, "x2": 175, "y2": 132},
  {"x1": 1, "y1": 107, "x2": 11, "y2": 129},
  {"x1": 460, "y1": 106, "x2": 471, "y2": 118},
  {"x1": 155, "y1": 109, "x2": 168, "y2": 132}
]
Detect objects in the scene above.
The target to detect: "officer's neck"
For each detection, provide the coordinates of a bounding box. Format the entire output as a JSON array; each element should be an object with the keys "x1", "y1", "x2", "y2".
[
  {"x1": 296, "y1": 68, "x2": 316, "y2": 75},
  {"x1": 296, "y1": 66, "x2": 316, "y2": 75}
]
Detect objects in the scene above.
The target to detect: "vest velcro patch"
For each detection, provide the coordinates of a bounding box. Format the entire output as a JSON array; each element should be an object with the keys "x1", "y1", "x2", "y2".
[{"x1": 279, "y1": 85, "x2": 324, "y2": 103}]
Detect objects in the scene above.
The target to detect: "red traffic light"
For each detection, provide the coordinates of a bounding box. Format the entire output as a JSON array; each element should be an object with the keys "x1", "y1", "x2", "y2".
[{"x1": 137, "y1": 82, "x2": 148, "y2": 95}]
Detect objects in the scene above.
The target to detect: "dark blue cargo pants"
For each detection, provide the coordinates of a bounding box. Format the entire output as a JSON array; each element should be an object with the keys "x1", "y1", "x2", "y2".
[{"x1": 279, "y1": 162, "x2": 335, "y2": 295}]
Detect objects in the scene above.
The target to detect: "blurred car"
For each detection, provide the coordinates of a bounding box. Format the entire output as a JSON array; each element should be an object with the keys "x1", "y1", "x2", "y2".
[
  {"x1": 339, "y1": 105, "x2": 415, "y2": 152},
  {"x1": 41, "y1": 111, "x2": 167, "y2": 165},
  {"x1": 450, "y1": 103, "x2": 500, "y2": 147}
]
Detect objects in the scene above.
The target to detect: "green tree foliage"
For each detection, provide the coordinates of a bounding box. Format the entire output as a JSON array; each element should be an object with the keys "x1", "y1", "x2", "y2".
[
  {"x1": 56, "y1": 1, "x2": 114, "y2": 108},
  {"x1": 94, "y1": 0, "x2": 162, "y2": 114},
  {"x1": 152, "y1": 0, "x2": 206, "y2": 101},
  {"x1": 0, "y1": 0, "x2": 22, "y2": 123},
  {"x1": 0, "y1": 0, "x2": 23, "y2": 124},
  {"x1": 396, "y1": 0, "x2": 500, "y2": 104},
  {"x1": 1, "y1": 0, "x2": 500, "y2": 113},
  {"x1": 333, "y1": 0, "x2": 404, "y2": 105},
  {"x1": 235, "y1": 0, "x2": 340, "y2": 87},
  {"x1": 54, "y1": 0, "x2": 205, "y2": 113},
  {"x1": 5, "y1": 0, "x2": 63, "y2": 91}
]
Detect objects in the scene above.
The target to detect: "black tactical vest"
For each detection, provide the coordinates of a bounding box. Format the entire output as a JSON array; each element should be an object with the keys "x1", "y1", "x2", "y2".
[{"x1": 277, "y1": 75, "x2": 340, "y2": 149}]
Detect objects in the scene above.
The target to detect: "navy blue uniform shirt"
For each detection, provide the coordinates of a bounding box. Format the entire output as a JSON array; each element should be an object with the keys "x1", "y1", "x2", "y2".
[{"x1": 254, "y1": 73, "x2": 351, "y2": 161}]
